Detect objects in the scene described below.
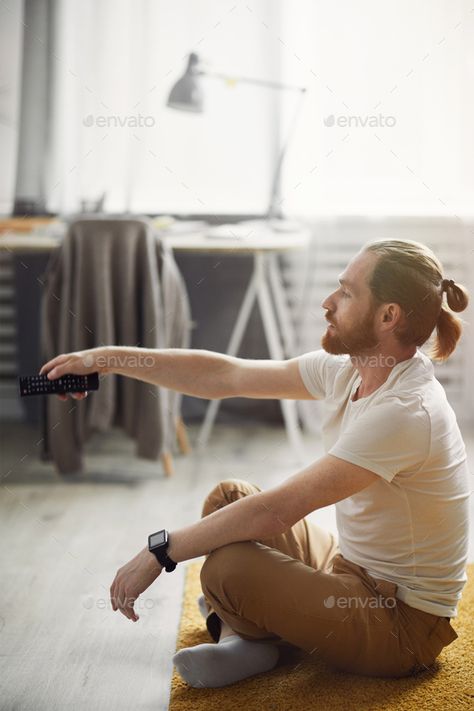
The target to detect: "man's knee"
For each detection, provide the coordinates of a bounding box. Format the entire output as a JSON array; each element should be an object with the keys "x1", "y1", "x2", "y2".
[
  {"x1": 201, "y1": 478, "x2": 253, "y2": 518},
  {"x1": 200, "y1": 541, "x2": 256, "y2": 589}
]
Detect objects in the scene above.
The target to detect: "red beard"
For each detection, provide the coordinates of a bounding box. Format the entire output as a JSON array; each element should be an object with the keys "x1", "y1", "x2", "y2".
[{"x1": 321, "y1": 306, "x2": 379, "y2": 355}]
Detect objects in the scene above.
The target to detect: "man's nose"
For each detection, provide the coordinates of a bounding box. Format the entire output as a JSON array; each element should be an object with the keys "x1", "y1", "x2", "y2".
[{"x1": 321, "y1": 292, "x2": 335, "y2": 311}]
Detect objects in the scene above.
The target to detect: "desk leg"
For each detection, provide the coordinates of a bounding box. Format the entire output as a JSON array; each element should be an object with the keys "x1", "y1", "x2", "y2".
[
  {"x1": 255, "y1": 254, "x2": 306, "y2": 464},
  {"x1": 197, "y1": 264, "x2": 259, "y2": 451},
  {"x1": 267, "y1": 253, "x2": 297, "y2": 358}
]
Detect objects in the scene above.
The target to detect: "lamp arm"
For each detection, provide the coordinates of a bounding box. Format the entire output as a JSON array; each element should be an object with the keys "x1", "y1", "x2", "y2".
[
  {"x1": 200, "y1": 70, "x2": 306, "y2": 94},
  {"x1": 267, "y1": 88, "x2": 306, "y2": 219}
]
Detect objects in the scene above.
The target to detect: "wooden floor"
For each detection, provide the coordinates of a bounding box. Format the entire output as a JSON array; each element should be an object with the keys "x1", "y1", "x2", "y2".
[{"x1": 0, "y1": 416, "x2": 472, "y2": 710}]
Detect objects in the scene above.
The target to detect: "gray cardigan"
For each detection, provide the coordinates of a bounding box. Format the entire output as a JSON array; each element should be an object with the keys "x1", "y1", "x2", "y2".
[{"x1": 40, "y1": 218, "x2": 192, "y2": 474}]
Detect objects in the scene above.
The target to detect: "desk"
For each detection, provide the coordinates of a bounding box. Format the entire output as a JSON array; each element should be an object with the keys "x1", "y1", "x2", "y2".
[
  {"x1": 164, "y1": 230, "x2": 310, "y2": 462},
  {"x1": 0, "y1": 220, "x2": 310, "y2": 462}
]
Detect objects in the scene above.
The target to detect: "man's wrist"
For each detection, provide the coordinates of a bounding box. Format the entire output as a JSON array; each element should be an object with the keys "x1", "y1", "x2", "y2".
[
  {"x1": 144, "y1": 546, "x2": 163, "y2": 573},
  {"x1": 95, "y1": 346, "x2": 118, "y2": 375},
  {"x1": 166, "y1": 533, "x2": 178, "y2": 565}
]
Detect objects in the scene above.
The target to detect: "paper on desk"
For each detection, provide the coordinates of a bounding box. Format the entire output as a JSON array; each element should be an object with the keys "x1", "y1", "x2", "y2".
[
  {"x1": 156, "y1": 218, "x2": 209, "y2": 234},
  {"x1": 206, "y1": 221, "x2": 274, "y2": 240}
]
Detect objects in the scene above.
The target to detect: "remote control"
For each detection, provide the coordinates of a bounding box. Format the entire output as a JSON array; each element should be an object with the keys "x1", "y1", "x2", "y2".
[{"x1": 18, "y1": 372, "x2": 100, "y2": 397}]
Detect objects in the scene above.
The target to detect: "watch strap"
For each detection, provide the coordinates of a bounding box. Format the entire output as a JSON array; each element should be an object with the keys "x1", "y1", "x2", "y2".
[{"x1": 156, "y1": 549, "x2": 177, "y2": 573}]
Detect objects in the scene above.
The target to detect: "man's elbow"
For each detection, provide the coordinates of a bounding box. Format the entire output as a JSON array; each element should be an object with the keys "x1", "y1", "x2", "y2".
[{"x1": 252, "y1": 491, "x2": 297, "y2": 539}]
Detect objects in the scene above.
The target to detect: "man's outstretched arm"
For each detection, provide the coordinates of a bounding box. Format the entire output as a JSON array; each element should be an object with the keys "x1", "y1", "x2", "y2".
[{"x1": 40, "y1": 346, "x2": 316, "y2": 400}]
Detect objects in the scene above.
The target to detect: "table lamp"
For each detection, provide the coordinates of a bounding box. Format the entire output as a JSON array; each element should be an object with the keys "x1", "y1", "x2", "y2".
[{"x1": 166, "y1": 52, "x2": 306, "y2": 222}]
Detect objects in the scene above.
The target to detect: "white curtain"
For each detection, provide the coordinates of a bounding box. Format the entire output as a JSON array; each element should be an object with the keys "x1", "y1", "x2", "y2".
[
  {"x1": 27, "y1": 0, "x2": 474, "y2": 217},
  {"x1": 0, "y1": 0, "x2": 24, "y2": 214},
  {"x1": 45, "y1": 0, "x2": 280, "y2": 215},
  {"x1": 278, "y1": 0, "x2": 474, "y2": 217}
]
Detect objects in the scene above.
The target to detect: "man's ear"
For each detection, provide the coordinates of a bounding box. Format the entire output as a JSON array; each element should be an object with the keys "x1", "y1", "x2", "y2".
[{"x1": 381, "y1": 303, "x2": 402, "y2": 328}]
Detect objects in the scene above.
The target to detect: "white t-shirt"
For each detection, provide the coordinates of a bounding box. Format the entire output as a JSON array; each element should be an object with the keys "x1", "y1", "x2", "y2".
[{"x1": 298, "y1": 348, "x2": 470, "y2": 618}]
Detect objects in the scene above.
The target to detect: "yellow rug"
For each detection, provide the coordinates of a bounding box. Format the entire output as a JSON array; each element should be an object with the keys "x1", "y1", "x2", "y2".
[{"x1": 169, "y1": 562, "x2": 474, "y2": 710}]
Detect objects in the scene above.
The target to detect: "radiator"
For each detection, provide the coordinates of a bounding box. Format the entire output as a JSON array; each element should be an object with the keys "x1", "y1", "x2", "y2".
[{"x1": 0, "y1": 251, "x2": 22, "y2": 420}]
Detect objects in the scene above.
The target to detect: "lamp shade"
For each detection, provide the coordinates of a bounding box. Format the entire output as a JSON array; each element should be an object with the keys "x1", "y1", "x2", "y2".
[{"x1": 166, "y1": 53, "x2": 204, "y2": 113}]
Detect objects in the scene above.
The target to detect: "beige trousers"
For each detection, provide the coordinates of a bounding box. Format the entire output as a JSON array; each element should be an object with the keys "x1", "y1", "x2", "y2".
[{"x1": 199, "y1": 478, "x2": 458, "y2": 678}]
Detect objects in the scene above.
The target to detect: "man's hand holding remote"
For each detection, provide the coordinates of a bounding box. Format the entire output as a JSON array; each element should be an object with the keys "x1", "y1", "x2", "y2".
[{"x1": 40, "y1": 347, "x2": 108, "y2": 401}]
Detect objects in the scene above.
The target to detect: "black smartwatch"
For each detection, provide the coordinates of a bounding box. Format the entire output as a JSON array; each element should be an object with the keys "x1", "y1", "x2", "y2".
[{"x1": 148, "y1": 529, "x2": 177, "y2": 572}]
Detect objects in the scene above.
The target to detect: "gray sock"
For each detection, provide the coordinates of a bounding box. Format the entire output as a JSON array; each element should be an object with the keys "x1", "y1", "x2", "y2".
[
  {"x1": 173, "y1": 634, "x2": 280, "y2": 688},
  {"x1": 197, "y1": 593, "x2": 210, "y2": 620}
]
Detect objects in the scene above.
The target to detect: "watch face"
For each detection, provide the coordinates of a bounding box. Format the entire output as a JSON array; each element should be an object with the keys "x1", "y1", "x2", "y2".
[{"x1": 149, "y1": 530, "x2": 166, "y2": 548}]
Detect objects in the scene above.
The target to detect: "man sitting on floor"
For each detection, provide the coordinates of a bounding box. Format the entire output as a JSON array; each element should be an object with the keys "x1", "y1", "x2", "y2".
[{"x1": 41, "y1": 239, "x2": 470, "y2": 688}]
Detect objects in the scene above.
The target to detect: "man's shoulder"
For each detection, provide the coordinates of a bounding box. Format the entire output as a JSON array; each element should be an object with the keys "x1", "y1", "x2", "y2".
[
  {"x1": 297, "y1": 350, "x2": 355, "y2": 400},
  {"x1": 300, "y1": 349, "x2": 353, "y2": 371}
]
